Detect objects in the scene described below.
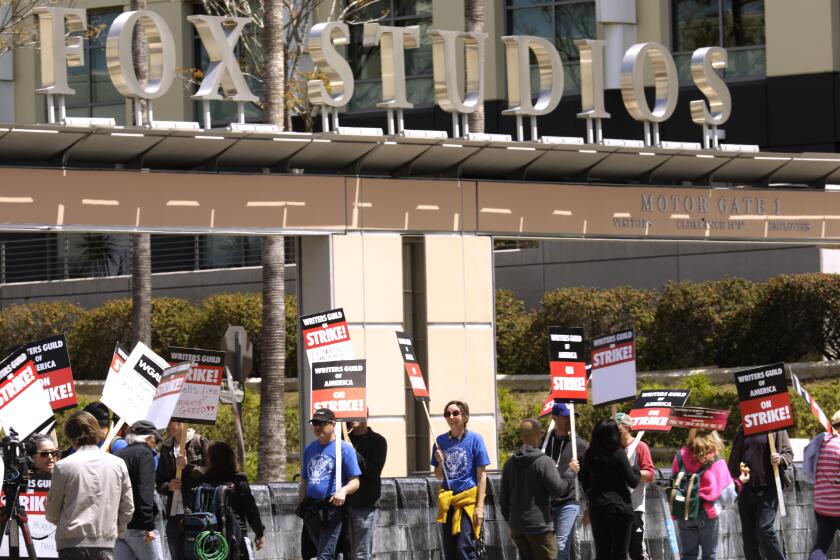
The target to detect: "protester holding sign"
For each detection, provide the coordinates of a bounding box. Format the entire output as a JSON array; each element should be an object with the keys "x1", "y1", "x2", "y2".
[
  {"x1": 432, "y1": 400, "x2": 491, "y2": 560},
  {"x1": 46, "y1": 411, "x2": 134, "y2": 559},
  {"x1": 579, "y1": 419, "x2": 640, "y2": 560},
  {"x1": 616, "y1": 413, "x2": 655, "y2": 560},
  {"x1": 727, "y1": 427, "x2": 793, "y2": 560},
  {"x1": 808, "y1": 411, "x2": 840, "y2": 560},
  {"x1": 544, "y1": 403, "x2": 588, "y2": 560},
  {"x1": 157, "y1": 421, "x2": 208, "y2": 560},
  {"x1": 298, "y1": 408, "x2": 361, "y2": 560},
  {"x1": 672, "y1": 431, "x2": 750, "y2": 560}
]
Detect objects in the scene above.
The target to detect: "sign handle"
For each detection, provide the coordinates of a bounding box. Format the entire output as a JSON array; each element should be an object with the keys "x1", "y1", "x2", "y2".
[
  {"x1": 101, "y1": 419, "x2": 125, "y2": 453},
  {"x1": 422, "y1": 401, "x2": 450, "y2": 490},
  {"x1": 170, "y1": 426, "x2": 189, "y2": 516},
  {"x1": 611, "y1": 404, "x2": 618, "y2": 419},
  {"x1": 541, "y1": 419, "x2": 555, "y2": 452},
  {"x1": 768, "y1": 433, "x2": 786, "y2": 517},
  {"x1": 569, "y1": 403, "x2": 579, "y2": 501},
  {"x1": 688, "y1": 428, "x2": 697, "y2": 445},
  {"x1": 335, "y1": 424, "x2": 343, "y2": 494},
  {"x1": 224, "y1": 366, "x2": 247, "y2": 467}
]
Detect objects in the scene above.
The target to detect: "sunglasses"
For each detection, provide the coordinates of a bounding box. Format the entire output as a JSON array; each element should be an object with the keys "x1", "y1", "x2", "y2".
[
  {"x1": 444, "y1": 410, "x2": 462, "y2": 418},
  {"x1": 37, "y1": 450, "x2": 60, "y2": 459}
]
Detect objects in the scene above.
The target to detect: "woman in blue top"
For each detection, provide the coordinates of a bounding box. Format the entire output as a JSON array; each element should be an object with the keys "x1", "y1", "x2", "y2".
[{"x1": 432, "y1": 400, "x2": 491, "y2": 560}]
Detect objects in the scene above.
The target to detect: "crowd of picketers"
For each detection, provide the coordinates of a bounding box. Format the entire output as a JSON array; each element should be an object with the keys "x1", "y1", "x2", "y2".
[{"x1": 18, "y1": 399, "x2": 840, "y2": 560}]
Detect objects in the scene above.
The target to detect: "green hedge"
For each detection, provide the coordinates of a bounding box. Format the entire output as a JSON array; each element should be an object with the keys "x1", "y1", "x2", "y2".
[
  {"x1": 496, "y1": 273, "x2": 840, "y2": 375},
  {"x1": 0, "y1": 293, "x2": 298, "y2": 380}
]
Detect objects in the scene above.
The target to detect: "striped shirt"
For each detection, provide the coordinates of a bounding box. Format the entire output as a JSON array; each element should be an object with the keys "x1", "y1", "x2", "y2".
[{"x1": 815, "y1": 435, "x2": 840, "y2": 516}]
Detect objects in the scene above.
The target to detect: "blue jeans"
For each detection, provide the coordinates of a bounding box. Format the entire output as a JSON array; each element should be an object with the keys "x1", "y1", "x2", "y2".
[
  {"x1": 304, "y1": 505, "x2": 345, "y2": 560},
  {"x1": 678, "y1": 509, "x2": 719, "y2": 560},
  {"x1": 350, "y1": 506, "x2": 379, "y2": 559},
  {"x1": 114, "y1": 529, "x2": 164, "y2": 560},
  {"x1": 552, "y1": 503, "x2": 579, "y2": 560}
]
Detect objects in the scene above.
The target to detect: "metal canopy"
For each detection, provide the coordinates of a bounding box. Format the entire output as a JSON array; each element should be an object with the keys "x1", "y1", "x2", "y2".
[{"x1": 1, "y1": 123, "x2": 840, "y2": 188}]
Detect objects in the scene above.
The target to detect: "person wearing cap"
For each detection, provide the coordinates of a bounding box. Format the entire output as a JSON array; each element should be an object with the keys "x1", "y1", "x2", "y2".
[
  {"x1": 299, "y1": 408, "x2": 362, "y2": 560},
  {"x1": 348, "y1": 415, "x2": 388, "y2": 560},
  {"x1": 805, "y1": 411, "x2": 840, "y2": 560},
  {"x1": 615, "y1": 412, "x2": 655, "y2": 560},
  {"x1": 544, "y1": 403, "x2": 588, "y2": 560},
  {"x1": 501, "y1": 418, "x2": 580, "y2": 560},
  {"x1": 114, "y1": 420, "x2": 164, "y2": 560},
  {"x1": 61, "y1": 402, "x2": 128, "y2": 458}
]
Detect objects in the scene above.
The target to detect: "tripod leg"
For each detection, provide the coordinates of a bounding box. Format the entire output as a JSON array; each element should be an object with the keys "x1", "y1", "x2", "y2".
[
  {"x1": 9, "y1": 518, "x2": 19, "y2": 560},
  {"x1": 18, "y1": 516, "x2": 38, "y2": 560}
]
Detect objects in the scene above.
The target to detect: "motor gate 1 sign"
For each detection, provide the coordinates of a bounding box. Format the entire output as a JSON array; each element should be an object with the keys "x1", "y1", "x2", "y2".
[
  {"x1": 396, "y1": 332, "x2": 429, "y2": 401},
  {"x1": 590, "y1": 329, "x2": 637, "y2": 406},
  {"x1": 14, "y1": 334, "x2": 77, "y2": 412},
  {"x1": 311, "y1": 359, "x2": 366, "y2": 422},
  {"x1": 168, "y1": 347, "x2": 225, "y2": 425},
  {"x1": 300, "y1": 308, "x2": 354, "y2": 365},
  {"x1": 548, "y1": 327, "x2": 587, "y2": 404},
  {"x1": 0, "y1": 351, "x2": 54, "y2": 438},
  {"x1": 628, "y1": 390, "x2": 691, "y2": 431},
  {"x1": 101, "y1": 342, "x2": 169, "y2": 425},
  {"x1": 734, "y1": 363, "x2": 794, "y2": 436}
]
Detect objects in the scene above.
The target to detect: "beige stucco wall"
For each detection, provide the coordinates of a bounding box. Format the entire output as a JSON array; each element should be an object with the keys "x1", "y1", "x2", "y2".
[
  {"x1": 766, "y1": 0, "x2": 839, "y2": 76},
  {"x1": 636, "y1": 0, "x2": 669, "y2": 46}
]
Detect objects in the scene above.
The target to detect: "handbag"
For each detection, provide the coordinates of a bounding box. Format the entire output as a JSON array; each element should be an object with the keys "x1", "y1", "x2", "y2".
[{"x1": 475, "y1": 524, "x2": 486, "y2": 560}]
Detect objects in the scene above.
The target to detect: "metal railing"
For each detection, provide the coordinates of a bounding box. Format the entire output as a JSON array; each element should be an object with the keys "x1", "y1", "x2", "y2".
[{"x1": 0, "y1": 233, "x2": 296, "y2": 285}]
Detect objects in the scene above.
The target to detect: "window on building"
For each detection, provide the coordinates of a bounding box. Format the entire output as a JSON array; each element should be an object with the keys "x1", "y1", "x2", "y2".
[
  {"x1": 65, "y1": 9, "x2": 127, "y2": 124},
  {"x1": 347, "y1": 0, "x2": 434, "y2": 112},
  {"x1": 505, "y1": 0, "x2": 596, "y2": 93},
  {"x1": 672, "y1": 0, "x2": 765, "y2": 82}
]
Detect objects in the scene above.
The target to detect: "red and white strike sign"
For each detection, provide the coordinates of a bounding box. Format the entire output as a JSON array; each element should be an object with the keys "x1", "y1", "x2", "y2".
[
  {"x1": 734, "y1": 363, "x2": 794, "y2": 436},
  {"x1": 396, "y1": 332, "x2": 429, "y2": 401},
  {"x1": 628, "y1": 390, "x2": 691, "y2": 431},
  {"x1": 548, "y1": 327, "x2": 587, "y2": 403}
]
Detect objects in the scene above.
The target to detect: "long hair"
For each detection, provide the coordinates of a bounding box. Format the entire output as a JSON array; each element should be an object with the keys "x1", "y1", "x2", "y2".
[
  {"x1": 584, "y1": 419, "x2": 621, "y2": 466},
  {"x1": 690, "y1": 431, "x2": 725, "y2": 464},
  {"x1": 203, "y1": 440, "x2": 240, "y2": 479},
  {"x1": 64, "y1": 411, "x2": 101, "y2": 447}
]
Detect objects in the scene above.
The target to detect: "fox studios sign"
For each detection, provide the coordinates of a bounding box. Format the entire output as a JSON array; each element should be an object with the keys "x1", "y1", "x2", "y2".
[{"x1": 32, "y1": 8, "x2": 732, "y2": 146}]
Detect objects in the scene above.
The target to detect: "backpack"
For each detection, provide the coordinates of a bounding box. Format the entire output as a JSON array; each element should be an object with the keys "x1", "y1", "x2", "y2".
[
  {"x1": 669, "y1": 453, "x2": 709, "y2": 521},
  {"x1": 184, "y1": 483, "x2": 247, "y2": 560}
]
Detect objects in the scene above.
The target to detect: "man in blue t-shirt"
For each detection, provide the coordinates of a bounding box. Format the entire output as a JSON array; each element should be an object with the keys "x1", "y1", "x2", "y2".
[{"x1": 299, "y1": 408, "x2": 361, "y2": 560}]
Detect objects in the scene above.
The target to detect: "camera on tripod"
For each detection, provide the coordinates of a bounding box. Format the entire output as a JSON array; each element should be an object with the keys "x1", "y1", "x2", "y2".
[{"x1": 1, "y1": 429, "x2": 30, "y2": 489}]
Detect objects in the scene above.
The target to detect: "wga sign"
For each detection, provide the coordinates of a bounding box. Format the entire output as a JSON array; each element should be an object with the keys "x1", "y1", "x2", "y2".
[
  {"x1": 135, "y1": 355, "x2": 163, "y2": 386},
  {"x1": 33, "y1": 8, "x2": 732, "y2": 147}
]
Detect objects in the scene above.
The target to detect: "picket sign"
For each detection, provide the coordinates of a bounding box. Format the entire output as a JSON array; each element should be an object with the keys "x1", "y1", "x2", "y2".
[
  {"x1": 541, "y1": 419, "x2": 555, "y2": 452},
  {"x1": 792, "y1": 373, "x2": 832, "y2": 433},
  {"x1": 170, "y1": 427, "x2": 189, "y2": 516},
  {"x1": 102, "y1": 419, "x2": 125, "y2": 452},
  {"x1": 768, "y1": 434, "x2": 786, "y2": 517},
  {"x1": 422, "y1": 402, "x2": 451, "y2": 490},
  {"x1": 569, "y1": 403, "x2": 579, "y2": 501}
]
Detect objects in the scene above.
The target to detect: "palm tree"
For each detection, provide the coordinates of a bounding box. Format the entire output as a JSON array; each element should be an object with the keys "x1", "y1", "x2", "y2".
[
  {"x1": 130, "y1": 0, "x2": 151, "y2": 346},
  {"x1": 257, "y1": 0, "x2": 287, "y2": 483},
  {"x1": 465, "y1": 0, "x2": 485, "y2": 134}
]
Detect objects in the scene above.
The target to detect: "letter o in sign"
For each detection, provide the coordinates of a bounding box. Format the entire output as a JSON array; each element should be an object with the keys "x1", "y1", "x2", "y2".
[
  {"x1": 106, "y1": 10, "x2": 176, "y2": 99},
  {"x1": 620, "y1": 42, "x2": 678, "y2": 123}
]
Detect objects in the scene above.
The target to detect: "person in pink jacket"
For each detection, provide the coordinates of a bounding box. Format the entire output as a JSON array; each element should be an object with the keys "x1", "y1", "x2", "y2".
[{"x1": 672, "y1": 431, "x2": 750, "y2": 560}]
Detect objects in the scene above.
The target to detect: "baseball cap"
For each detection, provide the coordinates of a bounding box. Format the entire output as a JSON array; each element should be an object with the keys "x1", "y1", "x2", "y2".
[
  {"x1": 615, "y1": 412, "x2": 633, "y2": 428},
  {"x1": 128, "y1": 420, "x2": 163, "y2": 443},
  {"x1": 551, "y1": 403, "x2": 572, "y2": 417},
  {"x1": 310, "y1": 408, "x2": 336, "y2": 423}
]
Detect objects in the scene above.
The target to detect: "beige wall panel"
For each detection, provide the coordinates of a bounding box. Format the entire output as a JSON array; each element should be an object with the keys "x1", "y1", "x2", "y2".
[
  {"x1": 362, "y1": 327, "x2": 407, "y2": 418},
  {"x1": 636, "y1": 0, "x2": 669, "y2": 45},
  {"x1": 351, "y1": 178, "x2": 467, "y2": 233},
  {"x1": 464, "y1": 326, "x2": 496, "y2": 414},
  {"x1": 433, "y1": 0, "x2": 464, "y2": 31},
  {"x1": 362, "y1": 235, "x2": 403, "y2": 323},
  {"x1": 427, "y1": 326, "x2": 468, "y2": 411},
  {"x1": 13, "y1": 48, "x2": 38, "y2": 123},
  {"x1": 463, "y1": 236, "x2": 493, "y2": 323},
  {"x1": 484, "y1": 0, "x2": 505, "y2": 101},
  {"x1": 766, "y1": 0, "x2": 838, "y2": 76},
  {"x1": 332, "y1": 235, "x2": 365, "y2": 320},
  {"x1": 425, "y1": 236, "x2": 466, "y2": 323},
  {"x1": 347, "y1": 326, "x2": 367, "y2": 360},
  {"x1": 369, "y1": 420, "x2": 408, "y2": 478}
]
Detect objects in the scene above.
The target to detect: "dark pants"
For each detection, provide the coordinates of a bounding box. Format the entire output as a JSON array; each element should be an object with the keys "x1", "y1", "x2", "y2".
[
  {"x1": 511, "y1": 531, "x2": 557, "y2": 560},
  {"x1": 809, "y1": 513, "x2": 840, "y2": 560},
  {"x1": 166, "y1": 516, "x2": 184, "y2": 560},
  {"x1": 442, "y1": 508, "x2": 476, "y2": 560},
  {"x1": 590, "y1": 508, "x2": 633, "y2": 560},
  {"x1": 629, "y1": 511, "x2": 649, "y2": 560},
  {"x1": 58, "y1": 549, "x2": 114, "y2": 560},
  {"x1": 304, "y1": 504, "x2": 346, "y2": 560},
  {"x1": 737, "y1": 486, "x2": 786, "y2": 560},
  {"x1": 678, "y1": 508, "x2": 720, "y2": 560}
]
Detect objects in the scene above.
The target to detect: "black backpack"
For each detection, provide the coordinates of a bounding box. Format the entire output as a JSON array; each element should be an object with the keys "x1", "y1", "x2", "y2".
[
  {"x1": 669, "y1": 453, "x2": 709, "y2": 521},
  {"x1": 184, "y1": 483, "x2": 246, "y2": 560}
]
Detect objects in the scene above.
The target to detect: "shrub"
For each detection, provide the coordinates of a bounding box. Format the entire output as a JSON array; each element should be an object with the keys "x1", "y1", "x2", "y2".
[
  {"x1": 0, "y1": 301, "x2": 86, "y2": 354},
  {"x1": 68, "y1": 299, "x2": 133, "y2": 378},
  {"x1": 495, "y1": 290, "x2": 532, "y2": 376}
]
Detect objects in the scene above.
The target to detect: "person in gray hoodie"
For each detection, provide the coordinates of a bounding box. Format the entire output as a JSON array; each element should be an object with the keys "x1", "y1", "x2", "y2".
[{"x1": 501, "y1": 418, "x2": 580, "y2": 560}]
